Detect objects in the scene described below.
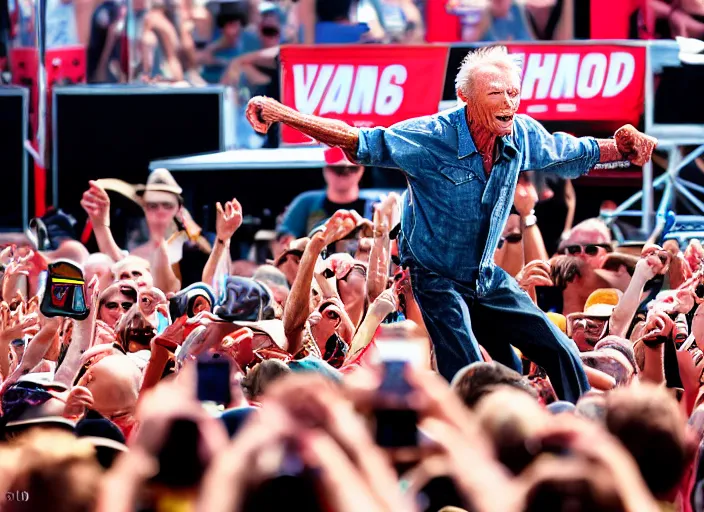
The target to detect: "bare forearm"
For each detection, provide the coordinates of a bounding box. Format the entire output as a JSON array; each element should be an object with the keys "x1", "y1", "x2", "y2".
[
  {"x1": 203, "y1": 240, "x2": 229, "y2": 286},
  {"x1": 283, "y1": 238, "x2": 325, "y2": 352},
  {"x1": 266, "y1": 102, "x2": 360, "y2": 158},
  {"x1": 641, "y1": 344, "x2": 665, "y2": 384},
  {"x1": 347, "y1": 309, "x2": 386, "y2": 361},
  {"x1": 140, "y1": 346, "x2": 170, "y2": 394},
  {"x1": 151, "y1": 241, "x2": 181, "y2": 294},
  {"x1": 523, "y1": 225, "x2": 549, "y2": 264},
  {"x1": 55, "y1": 317, "x2": 95, "y2": 386},
  {"x1": 93, "y1": 224, "x2": 125, "y2": 262},
  {"x1": 596, "y1": 139, "x2": 624, "y2": 163},
  {"x1": 563, "y1": 180, "x2": 576, "y2": 233},
  {"x1": 609, "y1": 274, "x2": 648, "y2": 338},
  {"x1": 367, "y1": 231, "x2": 390, "y2": 303}
]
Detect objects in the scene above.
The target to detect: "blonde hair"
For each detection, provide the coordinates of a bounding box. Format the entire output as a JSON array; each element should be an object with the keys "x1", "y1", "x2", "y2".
[
  {"x1": 454, "y1": 45, "x2": 523, "y2": 98},
  {"x1": 0, "y1": 430, "x2": 101, "y2": 512}
]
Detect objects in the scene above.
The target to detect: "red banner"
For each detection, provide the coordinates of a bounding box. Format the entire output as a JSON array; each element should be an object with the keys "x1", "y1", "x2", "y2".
[
  {"x1": 505, "y1": 43, "x2": 646, "y2": 124},
  {"x1": 280, "y1": 45, "x2": 449, "y2": 144}
]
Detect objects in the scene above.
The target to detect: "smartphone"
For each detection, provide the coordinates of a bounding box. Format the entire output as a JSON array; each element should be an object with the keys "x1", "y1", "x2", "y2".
[
  {"x1": 196, "y1": 353, "x2": 232, "y2": 407},
  {"x1": 40, "y1": 260, "x2": 89, "y2": 320},
  {"x1": 536, "y1": 286, "x2": 563, "y2": 314},
  {"x1": 373, "y1": 341, "x2": 420, "y2": 448}
]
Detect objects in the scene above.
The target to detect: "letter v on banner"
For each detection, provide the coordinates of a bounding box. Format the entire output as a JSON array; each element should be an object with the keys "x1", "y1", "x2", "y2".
[{"x1": 280, "y1": 45, "x2": 450, "y2": 145}]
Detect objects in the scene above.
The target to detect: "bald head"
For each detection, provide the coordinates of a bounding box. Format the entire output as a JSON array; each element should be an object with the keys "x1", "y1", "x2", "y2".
[{"x1": 82, "y1": 355, "x2": 141, "y2": 416}]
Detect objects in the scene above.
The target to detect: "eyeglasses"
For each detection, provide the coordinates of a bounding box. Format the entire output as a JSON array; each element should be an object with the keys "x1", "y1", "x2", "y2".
[
  {"x1": 327, "y1": 166, "x2": 362, "y2": 176},
  {"x1": 145, "y1": 201, "x2": 178, "y2": 212},
  {"x1": 103, "y1": 301, "x2": 134, "y2": 311},
  {"x1": 260, "y1": 25, "x2": 280, "y2": 37},
  {"x1": 562, "y1": 244, "x2": 612, "y2": 256},
  {"x1": 497, "y1": 232, "x2": 522, "y2": 249}
]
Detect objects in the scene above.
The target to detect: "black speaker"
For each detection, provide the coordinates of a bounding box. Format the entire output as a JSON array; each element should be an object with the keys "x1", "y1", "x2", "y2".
[
  {"x1": 52, "y1": 85, "x2": 229, "y2": 221},
  {"x1": 0, "y1": 87, "x2": 29, "y2": 231}
]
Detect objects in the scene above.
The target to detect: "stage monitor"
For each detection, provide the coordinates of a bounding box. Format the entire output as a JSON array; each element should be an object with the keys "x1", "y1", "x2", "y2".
[
  {"x1": 0, "y1": 87, "x2": 29, "y2": 230},
  {"x1": 52, "y1": 85, "x2": 230, "y2": 222}
]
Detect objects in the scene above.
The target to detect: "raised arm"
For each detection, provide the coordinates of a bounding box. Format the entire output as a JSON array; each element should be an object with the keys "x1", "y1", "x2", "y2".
[
  {"x1": 81, "y1": 181, "x2": 125, "y2": 263},
  {"x1": 247, "y1": 97, "x2": 360, "y2": 161},
  {"x1": 246, "y1": 96, "x2": 435, "y2": 173}
]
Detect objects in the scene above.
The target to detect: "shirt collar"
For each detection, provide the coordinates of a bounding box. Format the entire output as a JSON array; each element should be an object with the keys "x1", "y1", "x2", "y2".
[{"x1": 453, "y1": 106, "x2": 519, "y2": 161}]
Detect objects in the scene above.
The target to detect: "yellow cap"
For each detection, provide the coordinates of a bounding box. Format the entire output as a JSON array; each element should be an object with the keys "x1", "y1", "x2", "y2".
[
  {"x1": 583, "y1": 288, "x2": 622, "y2": 318},
  {"x1": 546, "y1": 312, "x2": 567, "y2": 333}
]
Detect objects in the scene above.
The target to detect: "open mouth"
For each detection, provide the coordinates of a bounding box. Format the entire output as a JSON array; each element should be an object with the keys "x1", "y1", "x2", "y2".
[{"x1": 496, "y1": 115, "x2": 513, "y2": 123}]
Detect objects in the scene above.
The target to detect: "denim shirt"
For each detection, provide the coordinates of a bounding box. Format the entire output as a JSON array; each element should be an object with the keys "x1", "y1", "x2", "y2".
[{"x1": 356, "y1": 106, "x2": 600, "y2": 296}]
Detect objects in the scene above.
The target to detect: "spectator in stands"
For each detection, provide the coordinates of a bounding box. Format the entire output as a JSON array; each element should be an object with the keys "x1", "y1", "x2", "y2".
[
  {"x1": 277, "y1": 147, "x2": 378, "y2": 242},
  {"x1": 198, "y1": 0, "x2": 259, "y2": 83},
  {"x1": 296, "y1": 0, "x2": 371, "y2": 43},
  {"x1": 557, "y1": 218, "x2": 613, "y2": 270}
]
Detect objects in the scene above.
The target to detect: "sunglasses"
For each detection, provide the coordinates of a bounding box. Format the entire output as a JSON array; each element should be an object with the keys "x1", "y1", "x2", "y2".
[
  {"x1": 328, "y1": 166, "x2": 362, "y2": 176},
  {"x1": 260, "y1": 25, "x2": 280, "y2": 37},
  {"x1": 145, "y1": 201, "x2": 178, "y2": 212},
  {"x1": 562, "y1": 244, "x2": 612, "y2": 256},
  {"x1": 497, "y1": 233, "x2": 522, "y2": 249},
  {"x1": 103, "y1": 301, "x2": 134, "y2": 311}
]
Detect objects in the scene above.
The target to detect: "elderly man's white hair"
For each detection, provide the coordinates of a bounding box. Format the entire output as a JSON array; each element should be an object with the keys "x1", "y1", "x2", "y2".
[{"x1": 454, "y1": 45, "x2": 523, "y2": 97}]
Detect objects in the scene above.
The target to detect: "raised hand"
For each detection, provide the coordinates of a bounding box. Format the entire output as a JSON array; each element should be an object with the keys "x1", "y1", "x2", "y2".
[
  {"x1": 246, "y1": 96, "x2": 281, "y2": 134},
  {"x1": 80, "y1": 180, "x2": 111, "y2": 227},
  {"x1": 640, "y1": 243, "x2": 670, "y2": 277},
  {"x1": 614, "y1": 124, "x2": 657, "y2": 166},
  {"x1": 316, "y1": 210, "x2": 358, "y2": 247},
  {"x1": 513, "y1": 179, "x2": 539, "y2": 218},
  {"x1": 215, "y1": 198, "x2": 243, "y2": 242}
]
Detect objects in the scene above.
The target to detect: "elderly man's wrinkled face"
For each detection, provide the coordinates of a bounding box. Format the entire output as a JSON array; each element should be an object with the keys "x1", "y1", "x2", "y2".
[
  {"x1": 463, "y1": 63, "x2": 521, "y2": 136},
  {"x1": 561, "y1": 226, "x2": 611, "y2": 269}
]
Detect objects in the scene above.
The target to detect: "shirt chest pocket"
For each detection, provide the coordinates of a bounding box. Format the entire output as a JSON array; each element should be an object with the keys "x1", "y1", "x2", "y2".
[
  {"x1": 436, "y1": 166, "x2": 485, "y2": 221},
  {"x1": 438, "y1": 166, "x2": 481, "y2": 186}
]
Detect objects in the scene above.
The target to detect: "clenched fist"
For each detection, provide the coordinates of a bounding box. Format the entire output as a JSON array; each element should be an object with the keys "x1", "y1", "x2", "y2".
[
  {"x1": 246, "y1": 96, "x2": 282, "y2": 134},
  {"x1": 614, "y1": 124, "x2": 657, "y2": 167}
]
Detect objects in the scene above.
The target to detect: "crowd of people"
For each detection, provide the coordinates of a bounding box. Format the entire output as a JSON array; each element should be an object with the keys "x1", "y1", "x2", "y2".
[{"x1": 0, "y1": 103, "x2": 702, "y2": 511}]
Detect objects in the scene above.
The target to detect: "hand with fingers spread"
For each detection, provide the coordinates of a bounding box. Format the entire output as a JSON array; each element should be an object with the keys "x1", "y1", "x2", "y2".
[
  {"x1": 2, "y1": 250, "x2": 34, "y2": 301},
  {"x1": 215, "y1": 198, "x2": 243, "y2": 242},
  {"x1": 81, "y1": 180, "x2": 111, "y2": 227}
]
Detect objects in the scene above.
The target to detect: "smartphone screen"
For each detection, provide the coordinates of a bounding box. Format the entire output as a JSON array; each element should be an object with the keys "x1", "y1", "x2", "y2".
[
  {"x1": 197, "y1": 354, "x2": 232, "y2": 406},
  {"x1": 374, "y1": 341, "x2": 419, "y2": 448}
]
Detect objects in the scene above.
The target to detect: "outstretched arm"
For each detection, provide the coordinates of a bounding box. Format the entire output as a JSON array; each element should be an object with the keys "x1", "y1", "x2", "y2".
[
  {"x1": 519, "y1": 117, "x2": 657, "y2": 178},
  {"x1": 247, "y1": 97, "x2": 360, "y2": 160},
  {"x1": 247, "y1": 96, "x2": 436, "y2": 174}
]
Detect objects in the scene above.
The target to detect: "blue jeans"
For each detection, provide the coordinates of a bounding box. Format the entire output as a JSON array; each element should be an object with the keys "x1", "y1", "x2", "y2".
[{"x1": 409, "y1": 265, "x2": 589, "y2": 403}]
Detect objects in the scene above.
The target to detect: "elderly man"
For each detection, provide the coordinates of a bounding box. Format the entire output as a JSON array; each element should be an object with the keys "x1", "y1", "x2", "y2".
[{"x1": 246, "y1": 46, "x2": 656, "y2": 402}]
